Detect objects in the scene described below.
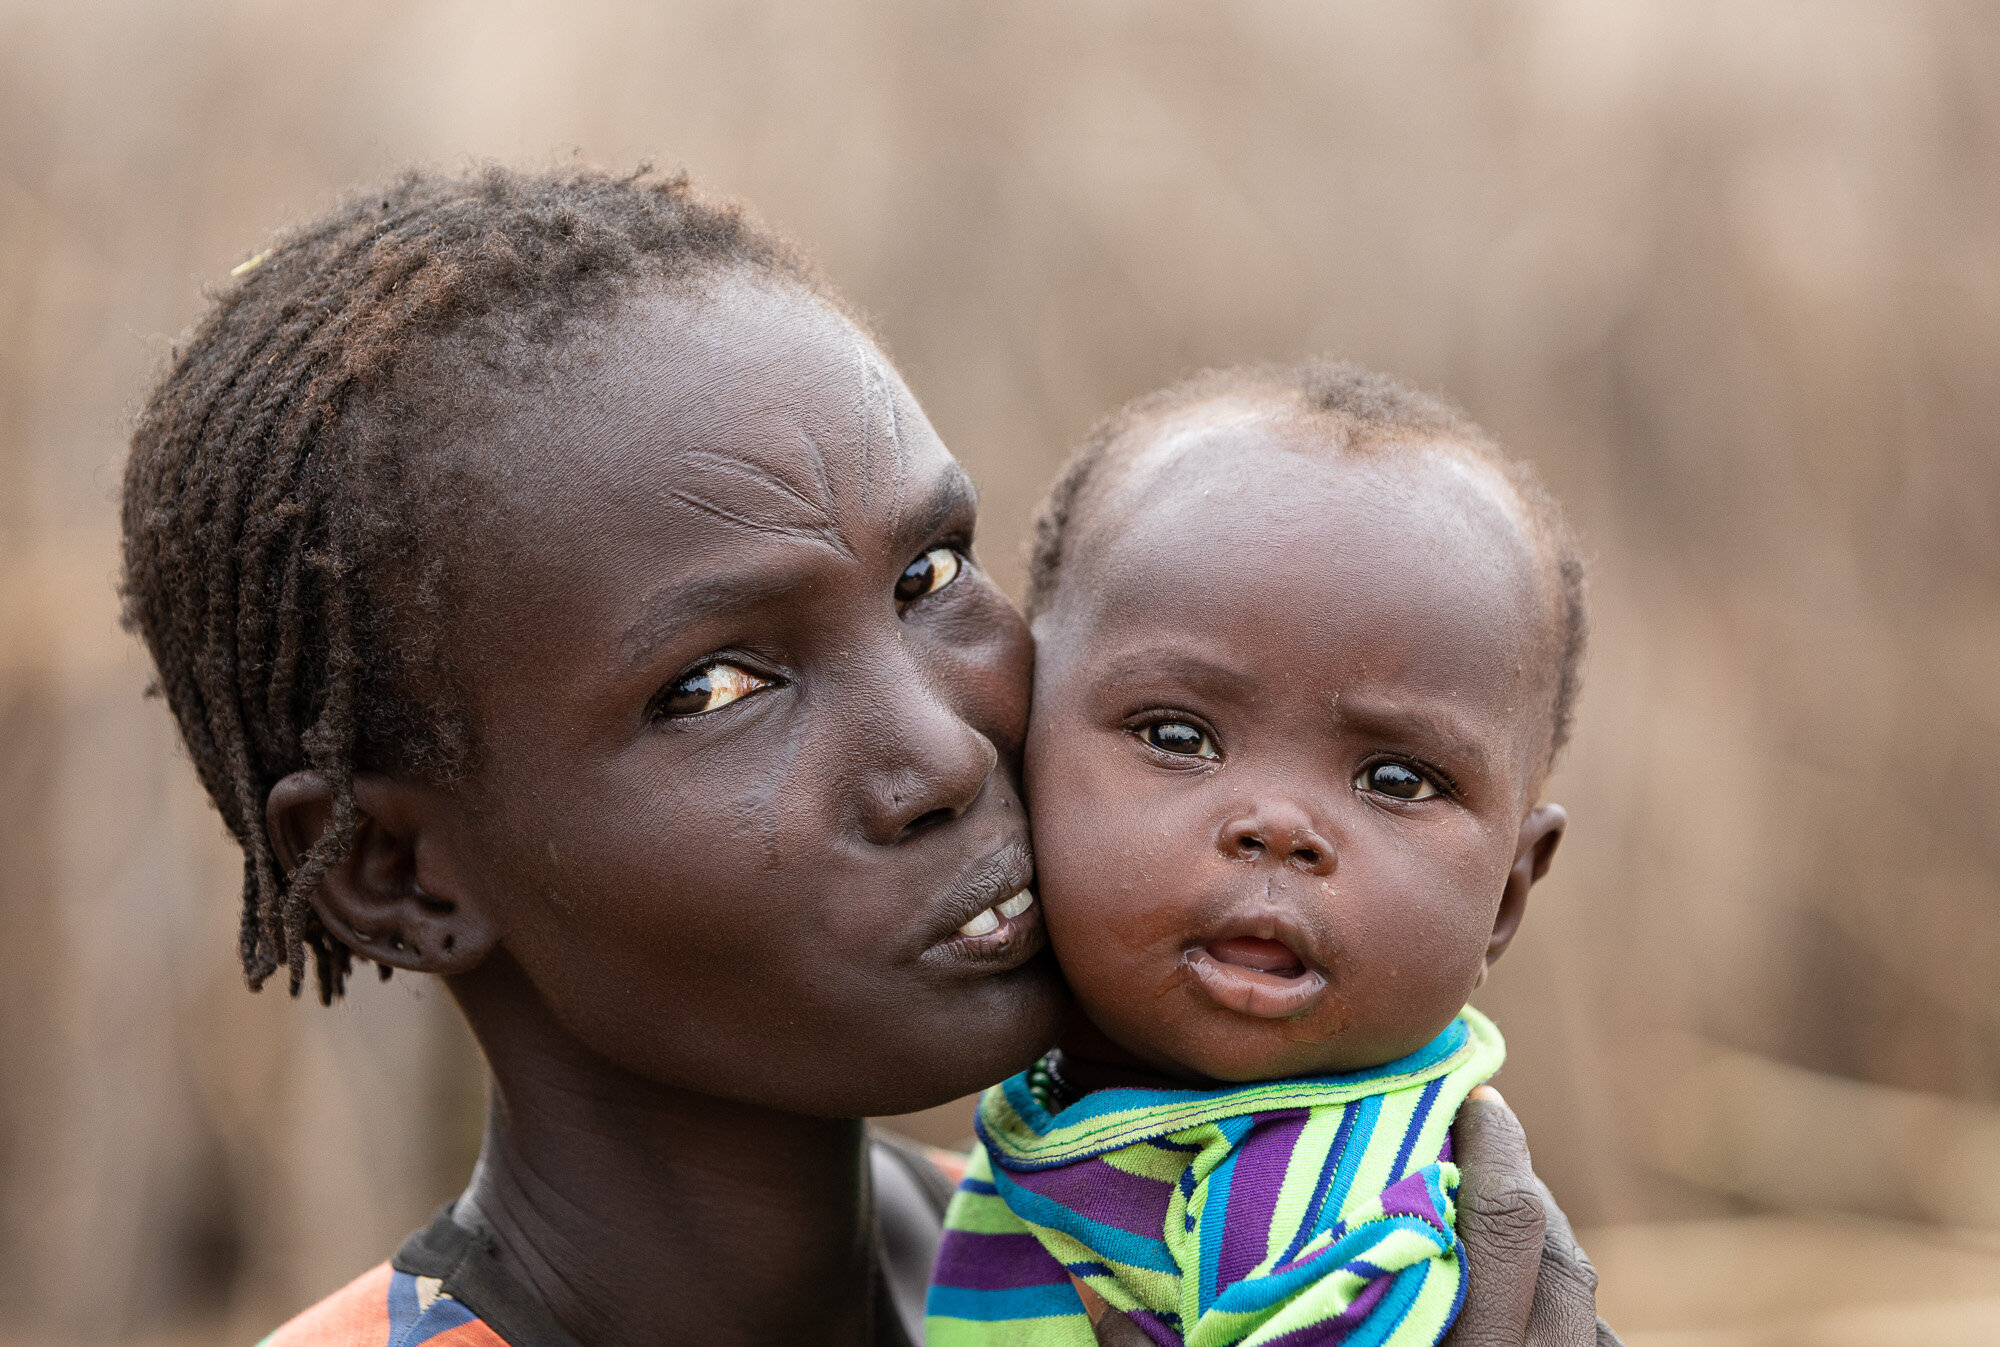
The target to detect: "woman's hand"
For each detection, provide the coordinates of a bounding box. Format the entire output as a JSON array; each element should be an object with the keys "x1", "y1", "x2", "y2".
[
  {"x1": 1443, "y1": 1085, "x2": 1621, "y2": 1347},
  {"x1": 1084, "y1": 1085, "x2": 1621, "y2": 1347}
]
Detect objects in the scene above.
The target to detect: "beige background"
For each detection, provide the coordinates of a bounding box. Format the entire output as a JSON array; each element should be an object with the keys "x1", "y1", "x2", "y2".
[{"x1": 4, "y1": 2, "x2": 1999, "y2": 1343}]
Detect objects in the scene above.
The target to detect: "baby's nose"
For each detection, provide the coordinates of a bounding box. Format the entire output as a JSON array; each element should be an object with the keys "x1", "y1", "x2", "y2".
[{"x1": 1216, "y1": 806, "x2": 1336, "y2": 875}]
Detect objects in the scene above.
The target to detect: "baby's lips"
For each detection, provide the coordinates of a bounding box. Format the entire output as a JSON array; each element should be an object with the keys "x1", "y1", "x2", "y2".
[
  {"x1": 1183, "y1": 946, "x2": 1328, "y2": 1019},
  {"x1": 1205, "y1": 935, "x2": 1305, "y2": 975}
]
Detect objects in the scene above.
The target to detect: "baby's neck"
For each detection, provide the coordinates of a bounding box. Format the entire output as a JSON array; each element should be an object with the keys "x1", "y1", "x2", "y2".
[{"x1": 1053, "y1": 1016, "x2": 1220, "y2": 1094}]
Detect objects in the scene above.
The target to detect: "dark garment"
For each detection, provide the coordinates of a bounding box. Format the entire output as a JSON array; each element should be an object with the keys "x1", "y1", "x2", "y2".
[{"x1": 259, "y1": 1132, "x2": 956, "y2": 1346}]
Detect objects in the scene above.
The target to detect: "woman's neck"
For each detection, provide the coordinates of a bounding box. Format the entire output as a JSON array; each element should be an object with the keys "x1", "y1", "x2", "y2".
[{"x1": 449, "y1": 964, "x2": 885, "y2": 1347}]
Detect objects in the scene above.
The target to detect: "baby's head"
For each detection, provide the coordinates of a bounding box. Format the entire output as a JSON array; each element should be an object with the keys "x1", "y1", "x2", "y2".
[{"x1": 1024, "y1": 361, "x2": 1585, "y2": 1084}]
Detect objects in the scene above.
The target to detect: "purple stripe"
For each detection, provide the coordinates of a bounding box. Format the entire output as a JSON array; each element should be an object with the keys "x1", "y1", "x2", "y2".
[
  {"x1": 1257, "y1": 1270, "x2": 1395, "y2": 1346},
  {"x1": 1126, "y1": 1307, "x2": 1188, "y2": 1346},
  {"x1": 1438, "y1": 1129, "x2": 1453, "y2": 1163},
  {"x1": 1377, "y1": 1169, "x2": 1445, "y2": 1227},
  {"x1": 1215, "y1": 1110, "x2": 1309, "y2": 1290},
  {"x1": 931, "y1": 1229, "x2": 1072, "y2": 1291},
  {"x1": 1280, "y1": 1104, "x2": 1358, "y2": 1267},
  {"x1": 1006, "y1": 1155, "x2": 1176, "y2": 1239}
]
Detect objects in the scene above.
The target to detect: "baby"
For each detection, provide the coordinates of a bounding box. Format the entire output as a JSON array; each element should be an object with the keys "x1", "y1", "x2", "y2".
[{"x1": 927, "y1": 361, "x2": 1584, "y2": 1347}]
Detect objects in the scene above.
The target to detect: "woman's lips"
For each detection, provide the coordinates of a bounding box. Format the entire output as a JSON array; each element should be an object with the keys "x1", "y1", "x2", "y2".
[
  {"x1": 924, "y1": 888, "x2": 1043, "y2": 970},
  {"x1": 919, "y1": 839, "x2": 1044, "y2": 972},
  {"x1": 1184, "y1": 938, "x2": 1327, "y2": 1019},
  {"x1": 957, "y1": 888, "x2": 1035, "y2": 936}
]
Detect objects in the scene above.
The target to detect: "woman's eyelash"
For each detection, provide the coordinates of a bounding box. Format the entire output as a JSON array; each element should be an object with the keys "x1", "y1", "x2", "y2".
[
  {"x1": 896, "y1": 544, "x2": 967, "y2": 606},
  {"x1": 651, "y1": 658, "x2": 776, "y2": 720}
]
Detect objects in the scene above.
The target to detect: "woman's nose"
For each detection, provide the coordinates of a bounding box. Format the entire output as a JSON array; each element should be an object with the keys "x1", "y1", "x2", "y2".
[
  {"x1": 855, "y1": 660, "x2": 1001, "y2": 846},
  {"x1": 1216, "y1": 802, "x2": 1336, "y2": 875}
]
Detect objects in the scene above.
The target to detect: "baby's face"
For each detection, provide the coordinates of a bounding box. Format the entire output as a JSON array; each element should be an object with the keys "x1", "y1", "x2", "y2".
[{"x1": 1026, "y1": 406, "x2": 1562, "y2": 1082}]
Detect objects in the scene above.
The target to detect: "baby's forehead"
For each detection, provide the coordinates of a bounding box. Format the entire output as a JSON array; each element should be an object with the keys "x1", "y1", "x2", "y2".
[
  {"x1": 1085, "y1": 405, "x2": 1541, "y2": 598},
  {"x1": 1048, "y1": 403, "x2": 1560, "y2": 723}
]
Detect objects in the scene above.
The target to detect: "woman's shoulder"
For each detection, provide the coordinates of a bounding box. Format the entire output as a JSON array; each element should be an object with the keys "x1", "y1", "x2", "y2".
[
  {"x1": 870, "y1": 1129, "x2": 970, "y2": 1345},
  {"x1": 254, "y1": 1260, "x2": 508, "y2": 1347}
]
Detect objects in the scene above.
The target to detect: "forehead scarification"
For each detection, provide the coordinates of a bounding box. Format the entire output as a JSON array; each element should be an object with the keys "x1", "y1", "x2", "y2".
[{"x1": 453, "y1": 274, "x2": 873, "y2": 556}]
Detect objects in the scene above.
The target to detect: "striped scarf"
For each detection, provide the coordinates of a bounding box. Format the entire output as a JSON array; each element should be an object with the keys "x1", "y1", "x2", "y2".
[{"x1": 927, "y1": 1007, "x2": 1504, "y2": 1347}]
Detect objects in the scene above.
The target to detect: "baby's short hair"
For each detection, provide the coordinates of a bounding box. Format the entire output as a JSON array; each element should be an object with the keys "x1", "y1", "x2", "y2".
[{"x1": 1025, "y1": 359, "x2": 1588, "y2": 765}]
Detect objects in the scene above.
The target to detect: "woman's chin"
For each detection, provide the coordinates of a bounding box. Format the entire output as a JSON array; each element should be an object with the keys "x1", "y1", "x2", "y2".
[{"x1": 860, "y1": 954, "x2": 1070, "y2": 1116}]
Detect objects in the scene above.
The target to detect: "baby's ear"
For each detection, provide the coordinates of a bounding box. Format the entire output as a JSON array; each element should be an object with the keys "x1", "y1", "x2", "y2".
[
  {"x1": 266, "y1": 770, "x2": 498, "y2": 977},
  {"x1": 1485, "y1": 803, "x2": 1566, "y2": 969}
]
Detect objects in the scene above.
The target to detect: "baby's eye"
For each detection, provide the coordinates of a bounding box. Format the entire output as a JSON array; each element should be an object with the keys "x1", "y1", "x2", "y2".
[
  {"x1": 1143, "y1": 721, "x2": 1219, "y2": 760},
  {"x1": 1356, "y1": 761, "x2": 1438, "y2": 800},
  {"x1": 895, "y1": 546, "x2": 963, "y2": 605},
  {"x1": 658, "y1": 662, "x2": 770, "y2": 718}
]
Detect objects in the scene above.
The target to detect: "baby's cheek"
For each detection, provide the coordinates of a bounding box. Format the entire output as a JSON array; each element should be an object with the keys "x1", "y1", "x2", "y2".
[
  {"x1": 1031, "y1": 762, "x2": 1198, "y2": 1002},
  {"x1": 1338, "y1": 888, "x2": 1491, "y2": 1026}
]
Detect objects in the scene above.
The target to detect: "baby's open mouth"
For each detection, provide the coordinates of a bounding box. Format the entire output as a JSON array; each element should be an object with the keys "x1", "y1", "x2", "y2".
[
  {"x1": 1204, "y1": 936, "x2": 1306, "y2": 977},
  {"x1": 1184, "y1": 937, "x2": 1327, "y2": 1019}
]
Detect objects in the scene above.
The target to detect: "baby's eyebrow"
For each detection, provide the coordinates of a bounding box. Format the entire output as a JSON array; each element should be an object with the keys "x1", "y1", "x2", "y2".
[
  {"x1": 1333, "y1": 699, "x2": 1493, "y2": 774},
  {"x1": 1104, "y1": 648, "x2": 1259, "y2": 697}
]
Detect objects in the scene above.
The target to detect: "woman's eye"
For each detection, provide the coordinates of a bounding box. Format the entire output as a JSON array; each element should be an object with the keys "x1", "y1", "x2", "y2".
[
  {"x1": 658, "y1": 662, "x2": 770, "y2": 718},
  {"x1": 895, "y1": 546, "x2": 963, "y2": 605},
  {"x1": 1357, "y1": 761, "x2": 1438, "y2": 800},
  {"x1": 1143, "y1": 721, "x2": 1219, "y2": 760}
]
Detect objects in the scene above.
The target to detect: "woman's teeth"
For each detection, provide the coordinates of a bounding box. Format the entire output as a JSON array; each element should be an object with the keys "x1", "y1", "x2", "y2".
[{"x1": 959, "y1": 890, "x2": 1034, "y2": 937}]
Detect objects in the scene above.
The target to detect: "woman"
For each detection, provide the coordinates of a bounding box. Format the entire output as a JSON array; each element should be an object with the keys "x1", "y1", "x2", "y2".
[{"x1": 121, "y1": 165, "x2": 1612, "y2": 1345}]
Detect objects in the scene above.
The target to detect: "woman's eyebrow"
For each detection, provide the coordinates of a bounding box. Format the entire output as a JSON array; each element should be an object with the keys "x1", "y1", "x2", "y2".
[
  {"x1": 899, "y1": 463, "x2": 979, "y2": 545},
  {"x1": 620, "y1": 565, "x2": 811, "y2": 666}
]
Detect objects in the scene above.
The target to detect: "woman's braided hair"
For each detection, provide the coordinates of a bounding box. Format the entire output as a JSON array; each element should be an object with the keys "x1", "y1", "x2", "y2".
[
  {"x1": 122, "y1": 164, "x2": 820, "y2": 1002},
  {"x1": 1025, "y1": 359, "x2": 1589, "y2": 763}
]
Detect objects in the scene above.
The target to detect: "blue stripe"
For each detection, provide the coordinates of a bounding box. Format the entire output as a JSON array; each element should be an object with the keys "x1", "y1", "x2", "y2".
[
  {"x1": 926, "y1": 1281, "x2": 1086, "y2": 1321},
  {"x1": 959, "y1": 1178, "x2": 998, "y2": 1196},
  {"x1": 1341, "y1": 1259, "x2": 1431, "y2": 1347},
  {"x1": 386, "y1": 1271, "x2": 478, "y2": 1347},
  {"x1": 1313, "y1": 1094, "x2": 1381, "y2": 1238},
  {"x1": 1011, "y1": 1021, "x2": 1471, "y2": 1135},
  {"x1": 1276, "y1": 1097, "x2": 1371, "y2": 1268},
  {"x1": 1207, "y1": 1213, "x2": 1452, "y2": 1317},
  {"x1": 999, "y1": 1072, "x2": 1056, "y2": 1133},
  {"x1": 1438, "y1": 1237, "x2": 1469, "y2": 1347},
  {"x1": 1389, "y1": 1078, "x2": 1443, "y2": 1182},
  {"x1": 387, "y1": 1272, "x2": 421, "y2": 1338},
  {"x1": 1196, "y1": 1147, "x2": 1238, "y2": 1317}
]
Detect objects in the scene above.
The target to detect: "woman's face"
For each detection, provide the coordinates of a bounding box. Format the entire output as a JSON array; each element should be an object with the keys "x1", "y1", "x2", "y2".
[{"x1": 435, "y1": 276, "x2": 1064, "y2": 1117}]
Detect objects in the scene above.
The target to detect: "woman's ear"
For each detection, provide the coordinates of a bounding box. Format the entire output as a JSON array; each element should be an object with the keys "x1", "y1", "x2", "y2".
[
  {"x1": 1485, "y1": 802, "x2": 1566, "y2": 971},
  {"x1": 265, "y1": 770, "x2": 498, "y2": 977}
]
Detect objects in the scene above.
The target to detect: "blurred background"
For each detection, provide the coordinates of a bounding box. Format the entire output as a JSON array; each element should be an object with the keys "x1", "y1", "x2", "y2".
[{"x1": 3, "y1": 1, "x2": 1998, "y2": 1343}]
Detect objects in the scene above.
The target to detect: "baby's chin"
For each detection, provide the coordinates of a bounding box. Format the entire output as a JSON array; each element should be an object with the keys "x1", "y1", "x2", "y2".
[{"x1": 1093, "y1": 992, "x2": 1455, "y2": 1085}]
